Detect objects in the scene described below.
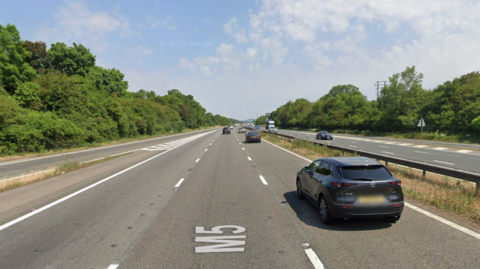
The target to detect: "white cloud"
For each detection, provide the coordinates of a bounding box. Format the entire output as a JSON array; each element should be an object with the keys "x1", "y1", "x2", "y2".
[
  {"x1": 36, "y1": 0, "x2": 131, "y2": 51},
  {"x1": 138, "y1": 45, "x2": 152, "y2": 55},
  {"x1": 172, "y1": 0, "x2": 480, "y2": 119},
  {"x1": 179, "y1": 58, "x2": 195, "y2": 70}
]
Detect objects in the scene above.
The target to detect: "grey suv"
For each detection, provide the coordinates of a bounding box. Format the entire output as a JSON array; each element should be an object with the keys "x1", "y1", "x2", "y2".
[{"x1": 296, "y1": 157, "x2": 403, "y2": 224}]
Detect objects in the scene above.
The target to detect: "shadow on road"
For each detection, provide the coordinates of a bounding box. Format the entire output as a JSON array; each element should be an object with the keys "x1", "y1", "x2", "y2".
[{"x1": 283, "y1": 191, "x2": 393, "y2": 231}]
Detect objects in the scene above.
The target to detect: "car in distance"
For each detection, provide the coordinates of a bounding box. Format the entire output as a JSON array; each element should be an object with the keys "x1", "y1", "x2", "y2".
[
  {"x1": 245, "y1": 131, "x2": 261, "y2": 143},
  {"x1": 254, "y1": 125, "x2": 261, "y2": 130},
  {"x1": 222, "y1": 127, "x2": 231, "y2": 134},
  {"x1": 316, "y1": 131, "x2": 333, "y2": 140},
  {"x1": 238, "y1": 127, "x2": 247, "y2": 133},
  {"x1": 296, "y1": 157, "x2": 403, "y2": 224}
]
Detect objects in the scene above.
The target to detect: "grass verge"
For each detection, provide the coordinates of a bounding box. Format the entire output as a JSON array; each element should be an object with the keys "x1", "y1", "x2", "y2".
[
  {"x1": 0, "y1": 153, "x2": 130, "y2": 193},
  {"x1": 262, "y1": 132, "x2": 480, "y2": 223}
]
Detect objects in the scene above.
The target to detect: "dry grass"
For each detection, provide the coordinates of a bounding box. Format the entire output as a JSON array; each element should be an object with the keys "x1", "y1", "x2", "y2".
[
  {"x1": 263, "y1": 132, "x2": 480, "y2": 223},
  {"x1": 0, "y1": 153, "x2": 130, "y2": 193}
]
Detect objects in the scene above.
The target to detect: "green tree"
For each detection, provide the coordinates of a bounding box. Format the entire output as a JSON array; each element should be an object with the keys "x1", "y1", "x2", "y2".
[
  {"x1": 48, "y1": 42, "x2": 95, "y2": 77},
  {"x1": 13, "y1": 81, "x2": 41, "y2": 109},
  {"x1": 87, "y1": 66, "x2": 129, "y2": 96},
  {"x1": 23, "y1": 41, "x2": 53, "y2": 72},
  {"x1": 0, "y1": 24, "x2": 37, "y2": 93},
  {"x1": 377, "y1": 66, "x2": 426, "y2": 132}
]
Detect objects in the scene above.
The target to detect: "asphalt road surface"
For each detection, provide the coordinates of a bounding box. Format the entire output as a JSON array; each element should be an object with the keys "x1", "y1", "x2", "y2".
[
  {"x1": 278, "y1": 129, "x2": 480, "y2": 175},
  {"x1": 1, "y1": 128, "x2": 480, "y2": 269}
]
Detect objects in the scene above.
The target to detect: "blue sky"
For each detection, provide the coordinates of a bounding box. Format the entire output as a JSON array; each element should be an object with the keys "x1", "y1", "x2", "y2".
[{"x1": 2, "y1": 0, "x2": 480, "y2": 120}]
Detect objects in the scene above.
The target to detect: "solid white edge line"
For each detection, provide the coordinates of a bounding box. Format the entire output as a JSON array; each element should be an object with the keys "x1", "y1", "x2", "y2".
[
  {"x1": 0, "y1": 131, "x2": 218, "y2": 232},
  {"x1": 304, "y1": 248, "x2": 325, "y2": 269},
  {"x1": 0, "y1": 148, "x2": 175, "y2": 231},
  {"x1": 175, "y1": 178, "x2": 185, "y2": 188},
  {"x1": 405, "y1": 202, "x2": 480, "y2": 240},
  {"x1": 107, "y1": 264, "x2": 119, "y2": 269},
  {"x1": 264, "y1": 138, "x2": 480, "y2": 241},
  {"x1": 259, "y1": 175, "x2": 268, "y2": 185},
  {"x1": 262, "y1": 140, "x2": 312, "y2": 163}
]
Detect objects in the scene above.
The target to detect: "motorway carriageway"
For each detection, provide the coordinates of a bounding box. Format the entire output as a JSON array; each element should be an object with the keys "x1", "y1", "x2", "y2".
[{"x1": 0, "y1": 129, "x2": 479, "y2": 268}]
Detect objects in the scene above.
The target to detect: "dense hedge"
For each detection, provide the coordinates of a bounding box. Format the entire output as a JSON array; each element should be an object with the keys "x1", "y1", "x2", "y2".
[{"x1": 0, "y1": 24, "x2": 231, "y2": 156}]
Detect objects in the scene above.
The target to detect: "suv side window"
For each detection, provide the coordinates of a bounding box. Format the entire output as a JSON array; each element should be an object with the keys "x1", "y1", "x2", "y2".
[
  {"x1": 308, "y1": 160, "x2": 321, "y2": 172},
  {"x1": 316, "y1": 161, "x2": 332, "y2": 176}
]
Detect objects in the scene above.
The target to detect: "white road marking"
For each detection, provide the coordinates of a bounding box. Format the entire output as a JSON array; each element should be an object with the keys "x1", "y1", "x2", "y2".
[
  {"x1": 457, "y1": 150, "x2": 472, "y2": 153},
  {"x1": 350, "y1": 141, "x2": 357, "y2": 143},
  {"x1": 263, "y1": 140, "x2": 312, "y2": 163},
  {"x1": 349, "y1": 145, "x2": 358, "y2": 148},
  {"x1": 196, "y1": 158, "x2": 200, "y2": 163},
  {"x1": 379, "y1": 145, "x2": 389, "y2": 148},
  {"x1": 205, "y1": 149, "x2": 208, "y2": 152},
  {"x1": 259, "y1": 175, "x2": 268, "y2": 185},
  {"x1": 210, "y1": 143, "x2": 212, "y2": 146},
  {"x1": 384, "y1": 142, "x2": 398, "y2": 144},
  {"x1": 433, "y1": 147, "x2": 448, "y2": 150},
  {"x1": 399, "y1": 143, "x2": 412, "y2": 146},
  {"x1": 414, "y1": 145, "x2": 428, "y2": 148},
  {"x1": 248, "y1": 157, "x2": 252, "y2": 161},
  {"x1": 0, "y1": 146, "x2": 180, "y2": 231},
  {"x1": 382, "y1": 151, "x2": 395, "y2": 155},
  {"x1": 433, "y1": 160, "x2": 455, "y2": 166},
  {"x1": 175, "y1": 178, "x2": 185, "y2": 188},
  {"x1": 107, "y1": 264, "x2": 119, "y2": 269},
  {"x1": 415, "y1": 151, "x2": 429, "y2": 154},
  {"x1": 265, "y1": 139, "x2": 480, "y2": 240},
  {"x1": 242, "y1": 148, "x2": 245, "y2": 150},
  {"x1": 304, "y1": 245, "x2": 325, "y2": 269},
  {"x1": 406, "y1": 203, "x2": 480, "y2": 240}
]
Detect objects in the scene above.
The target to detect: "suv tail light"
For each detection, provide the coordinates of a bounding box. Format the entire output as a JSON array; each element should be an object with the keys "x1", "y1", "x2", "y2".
[
  {"x1": 332, "y1": 182, "x2": 357, "y2": 188},
  {"x1": 389, "y1": 180, "x2": 402, "y2": 186}
]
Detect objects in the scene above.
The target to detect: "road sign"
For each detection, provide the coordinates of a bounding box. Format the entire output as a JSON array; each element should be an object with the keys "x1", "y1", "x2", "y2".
[
  {"x1": 417, "y1": 118, "x2": 425, "y2": 127},
  {"x1": 418, "y1": 118, "x2": 426, "y2": 132}
]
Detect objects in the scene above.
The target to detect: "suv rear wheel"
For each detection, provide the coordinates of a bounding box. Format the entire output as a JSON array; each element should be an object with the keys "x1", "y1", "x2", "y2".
[{"x1": 319, "y1": 196, "x2": 333, "y2": 224}]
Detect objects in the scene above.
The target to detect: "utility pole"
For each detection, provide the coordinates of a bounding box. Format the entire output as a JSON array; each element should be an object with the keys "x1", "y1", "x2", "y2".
[{"x1": 375, "y1": 81, "x2": 388, "y2": 98}]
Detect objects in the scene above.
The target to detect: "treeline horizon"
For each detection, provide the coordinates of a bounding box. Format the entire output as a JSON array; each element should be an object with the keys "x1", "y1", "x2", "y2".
[
  {"x1": 0, "y1": 23, "x2": 232, "y2": 156},
  {"x1": 269, "y1": 66, "x2": 480, "y2": 140}
]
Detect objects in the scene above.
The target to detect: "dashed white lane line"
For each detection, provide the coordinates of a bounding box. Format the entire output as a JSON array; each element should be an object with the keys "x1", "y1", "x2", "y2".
[
  {"x1": 379, "y1": 145, "x2": 389, "y2": 148},
  {"x1": 175, "y1": 178, "x2": 185, "y2": 188},
  {"x1": 247, "y1": 157, "x2": 252, "y2": 161},
  {"x1": 382, "y1": 151, "x2": 395, "y2": 155},
  {"x1": 433, "y1": 147, "x2": 448, "y2": 150},
  {"x1": 242, "y1": 148, "x2": 245, "y2": 150},
  {"x1": 259, "y1": 175, "x2": 268, "y2": 185},
  {"x1": 264, "y1": 138, "x2": 480, "y2": 241},
  {"x1": 415, "y1": 151, "x2": 429, "y2": 154},
  {"x1": 303, "y1": 243, "x2": 325, "y2": 269},
  {"x1": 406, "y1": 203, "x2": 480, "y2": 240},
  {"x1": 434, "y1": 160, "x2": 455, "y2": 166},
  {"x1": 196, "y1": 158, "x2": 200, "y2": 163},
  {"x1": 210, "y1": 143, "x2": 212, "y2": 146},
  {"x1": 205, "y1": 149, "x2": 208, "y2": 152},
  {"x1": 457, "y1": 149, "x2": 472, "y2": 153},
  {"x1": 399, "y1": 143, "x2": 412, "y2": 146},
  {"x1": 349, "y1": 145, "x2": 357, "y2": 148},
  {"x1": 107, "y1": 264, "x2": 119, "y2": 269}
]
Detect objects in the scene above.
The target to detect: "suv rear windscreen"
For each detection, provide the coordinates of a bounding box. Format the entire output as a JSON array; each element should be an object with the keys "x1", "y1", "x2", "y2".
[{"x1": 341, "y1": 165, "x2": 392, "y2": 181}]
